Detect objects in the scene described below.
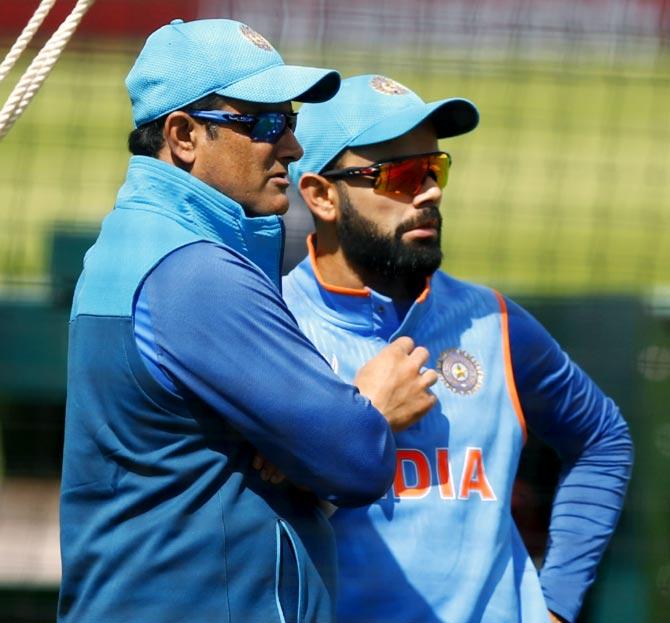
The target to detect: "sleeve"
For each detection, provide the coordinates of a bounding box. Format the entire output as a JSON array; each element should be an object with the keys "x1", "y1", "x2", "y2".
[
  {"x1": 141, "y1": 241, "x2": 397, "y2": 507},
  {"x1": 505, "y1": 296, "x2": 634, "y2": 623}
]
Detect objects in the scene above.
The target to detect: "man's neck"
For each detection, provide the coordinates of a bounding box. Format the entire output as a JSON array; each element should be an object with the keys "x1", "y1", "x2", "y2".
[{"x1": 313, "y1": 248, "x2": 427, "y2": 301}]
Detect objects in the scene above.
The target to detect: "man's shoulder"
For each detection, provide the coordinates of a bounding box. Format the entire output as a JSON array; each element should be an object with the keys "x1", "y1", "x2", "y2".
[
  {"x1": 430, "y1": 269, "x2": 495, "y2": 300},
  {"x1": 156, "y1": 240, "x2": 262, "y2": 276},
  {"x1": 146, "y1": 240, "x2": 280, "y2": 305},
  {"x1": 282, "y1": 255, "x2": 314, "y2": 301},
  {"x1": 283, "y1": 254, "x2": 311, "y2": 279}
]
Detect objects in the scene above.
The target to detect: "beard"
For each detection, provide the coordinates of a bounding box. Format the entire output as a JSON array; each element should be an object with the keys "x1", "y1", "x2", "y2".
[{"x1": 335, "y1": 186, "x2": 443, "y2": 282}]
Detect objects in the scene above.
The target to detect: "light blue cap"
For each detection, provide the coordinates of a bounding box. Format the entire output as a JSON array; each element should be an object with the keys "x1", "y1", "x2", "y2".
[
  {"x1": 126, "y1": 18, "x2": 341, "y2": 127},
  {"x1": 290, "y1": 74, "x2": 479, "y2": 184}
]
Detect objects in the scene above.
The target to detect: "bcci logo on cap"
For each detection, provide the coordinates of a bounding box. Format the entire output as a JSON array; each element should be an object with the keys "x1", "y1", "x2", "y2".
[
  {"x1": 370, "y1": 75, "x2": 409, "y2": 96},
  {"x1": 437, "y1": 349, "x2": 483, "y2": 395},
  {"x1": 239, "y1": 24, "x2": 274, "y2": 52}
]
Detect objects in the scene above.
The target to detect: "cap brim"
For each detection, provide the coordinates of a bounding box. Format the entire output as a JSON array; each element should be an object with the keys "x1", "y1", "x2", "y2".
[
  {"x1": 350, "y1": 98, "x2": 479, "y2": 147},
  {"x1": 216, "y1": 64, "x2": 340, "y2": 104}
]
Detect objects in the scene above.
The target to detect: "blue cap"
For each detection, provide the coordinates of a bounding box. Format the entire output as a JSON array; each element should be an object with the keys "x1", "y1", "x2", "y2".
[
  {"x1": 126, "y1": 19, "x2": 341, "y2": 127},
  {"x1": 290, "y1": 74, "x2": 479, "y2": 183}
]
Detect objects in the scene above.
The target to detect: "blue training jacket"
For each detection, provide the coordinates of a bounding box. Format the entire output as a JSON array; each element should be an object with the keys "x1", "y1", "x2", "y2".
[{"x1": 58, "y1": 156, "x2": 396, "y2": 623}]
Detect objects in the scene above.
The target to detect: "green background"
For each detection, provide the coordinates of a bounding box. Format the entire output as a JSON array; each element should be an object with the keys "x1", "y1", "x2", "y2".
[
  {"x1": 0, "y1": 27, "x2": 668, "y2": 623},
  {"x1": 1, "y1": 47, "x2": 668, "y2": 292}
]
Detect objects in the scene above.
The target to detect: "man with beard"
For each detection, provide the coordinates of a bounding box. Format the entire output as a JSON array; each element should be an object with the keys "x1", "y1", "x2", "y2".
[{"x1": 281, "y1": 75, "x2": 633, "y2": 623}]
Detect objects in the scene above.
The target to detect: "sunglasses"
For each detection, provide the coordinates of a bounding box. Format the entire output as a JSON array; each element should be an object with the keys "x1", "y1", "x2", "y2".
[
  {"x1": 188, "y1": 110, "x2": 298, "y2": 143},
  {"x1": 321, "y1": 151, "x2": 451, "y2": 197}
]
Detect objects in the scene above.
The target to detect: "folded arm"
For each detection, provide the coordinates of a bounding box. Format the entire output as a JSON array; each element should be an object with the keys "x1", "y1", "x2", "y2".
[{"x1": 136, "y1": 241, "x2": 398, "y2": 506}]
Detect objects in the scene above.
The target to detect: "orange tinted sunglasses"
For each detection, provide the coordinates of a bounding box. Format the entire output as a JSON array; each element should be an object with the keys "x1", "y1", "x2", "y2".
[{"x1": 321, "y1": 151, "x2": 450, "y2": 196}]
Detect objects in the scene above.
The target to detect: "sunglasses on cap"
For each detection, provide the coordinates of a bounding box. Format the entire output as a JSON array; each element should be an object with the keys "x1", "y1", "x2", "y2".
[
  {"x1": 188, "y1": 110, "x2": 298, "y2": 143},
  {"x1": 321, "y1": 151, "x2": 451, "y2": 197}
]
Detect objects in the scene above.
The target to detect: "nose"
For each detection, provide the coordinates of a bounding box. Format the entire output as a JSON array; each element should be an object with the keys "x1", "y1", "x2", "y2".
[
  {"x1": 275, "y1": 127, "x2": 304, "y2": 163},
  {"x1": 413, "y1": 175, "x2": 442, "y2": 208}
]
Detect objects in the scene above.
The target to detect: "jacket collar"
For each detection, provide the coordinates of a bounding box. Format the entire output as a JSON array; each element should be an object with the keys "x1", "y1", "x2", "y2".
[{"x1": 115, "y1": 156, "x2": 284, "y2": 288}]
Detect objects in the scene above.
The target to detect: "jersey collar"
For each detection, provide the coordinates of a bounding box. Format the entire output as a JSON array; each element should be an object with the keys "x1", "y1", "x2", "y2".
[{"x1": 295, "y1": 233, "x2": 433, "y2": 339}]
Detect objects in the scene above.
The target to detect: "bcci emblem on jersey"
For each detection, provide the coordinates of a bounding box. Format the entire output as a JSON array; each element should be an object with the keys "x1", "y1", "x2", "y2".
[{"x1": 437, "y1": 349, "x2": 483, "y2": 395}]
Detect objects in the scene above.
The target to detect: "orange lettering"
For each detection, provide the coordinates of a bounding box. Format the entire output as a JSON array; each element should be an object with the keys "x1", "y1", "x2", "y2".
[
  {"x1": 436, "y1": 448, "x2": 455, "y2": 499},
  {"x1": 458, "y1": 447, "x2": 496, "y2": 501},
  {"x1": 393, "y1": 449, "x2": 431, "y2": 499}
]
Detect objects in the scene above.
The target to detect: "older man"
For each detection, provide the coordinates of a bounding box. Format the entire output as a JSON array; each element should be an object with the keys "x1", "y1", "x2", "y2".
[
  {"x1": 283, "y1": 74, "x2": 633, "y2": 623},
  {"x1": 58, "y1": 24, "x2": 437, "y2": 622}
]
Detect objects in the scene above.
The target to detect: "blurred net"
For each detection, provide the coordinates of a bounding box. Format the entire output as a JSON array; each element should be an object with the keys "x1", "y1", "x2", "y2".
[
  {"x1": 0, "y1": 0, "x2": 668, "y2": 294},
  {"x1": 0, "y1": 4, "x2": 668, "y2": 621}
]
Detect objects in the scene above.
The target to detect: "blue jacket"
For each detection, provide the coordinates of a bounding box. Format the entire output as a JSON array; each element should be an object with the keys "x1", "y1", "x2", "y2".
[{"x1": 58, "y1": 156, "x2": 396, "y2": 622}]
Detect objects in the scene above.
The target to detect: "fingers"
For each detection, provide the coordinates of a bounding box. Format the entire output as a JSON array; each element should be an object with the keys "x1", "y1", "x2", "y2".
[
  {"x1": 391, "y1": 338, "x2": 430, "y2": 371},
  {"x1": 420, "y1": 367, "x2": 439, "y2": 389},
  {"x1": 252, "y1": 452, "x2": 286, "y2": 484},
  {"x1": 354, "y1": 338, "x2": 441, "y2": 432},
  {"x1": 418, "y1": 388, "x2": 438, "y2": 415},
  {"x1": 266, "y1": 469, "x2": 285, "y2": 484},
  {"x1": 408, "y1": 345, "x2": 430, "y2": 369},
  {"x1": 390, "y1": 335, "x2": 415, "y2": 354}
]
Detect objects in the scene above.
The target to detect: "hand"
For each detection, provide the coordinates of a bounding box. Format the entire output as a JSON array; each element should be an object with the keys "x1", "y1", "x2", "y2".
[
  {"x1": 252, "y1": 452, "x2": 315, "y2": 494},
  {"x1": 353, "y1": 336, "x2": 438, "y2": 432},
  {"x1": 252, "y1": 452, "x2": 286, "y2": 484},
  {"x1": 548, "y1": 611, "x2": 567, "y2": 623}
]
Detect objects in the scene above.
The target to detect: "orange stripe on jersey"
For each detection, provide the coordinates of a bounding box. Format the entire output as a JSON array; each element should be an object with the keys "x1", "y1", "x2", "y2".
[
  {"x1": 493, "y1": 290, "x2": 527, "y2": 443},
  {"x1": 306, "y1": 234, "x2": 370, "y2": 297},
  {"x1": 415, "y1": 275, "x2": 432, "y2": 303}
]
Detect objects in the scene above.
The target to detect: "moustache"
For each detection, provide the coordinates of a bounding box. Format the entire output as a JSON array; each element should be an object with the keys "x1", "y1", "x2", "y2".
[{"x1": 395, "y1": 208, "x2": 442, "y2": 238}]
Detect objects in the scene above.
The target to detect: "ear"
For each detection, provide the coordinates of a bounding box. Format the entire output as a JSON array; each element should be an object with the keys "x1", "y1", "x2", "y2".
[
  {"x1": 162, "y1": 111, "x2": 199, "y2": 166},
  {"x1": 298, "y1": 173, "x2": 340, "y2": 223}
]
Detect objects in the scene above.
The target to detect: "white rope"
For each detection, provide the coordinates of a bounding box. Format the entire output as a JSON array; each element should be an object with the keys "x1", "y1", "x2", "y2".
[
  {"x1": 0, "y1": 0, "x2": 58, "y2": 83},
  {"x1": 0, "y1": 0, "x2": 97, "y2": 141}
]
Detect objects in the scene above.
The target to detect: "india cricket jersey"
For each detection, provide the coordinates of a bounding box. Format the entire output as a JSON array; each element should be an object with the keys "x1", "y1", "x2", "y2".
[{"x1": 283, "y1": 244, "x2": 552, "y2": 623}]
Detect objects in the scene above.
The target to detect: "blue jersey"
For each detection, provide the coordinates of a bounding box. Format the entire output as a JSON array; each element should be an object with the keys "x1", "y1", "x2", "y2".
[{"x1": 282, "y1": 237, "x2": 633, "y2": 623}]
